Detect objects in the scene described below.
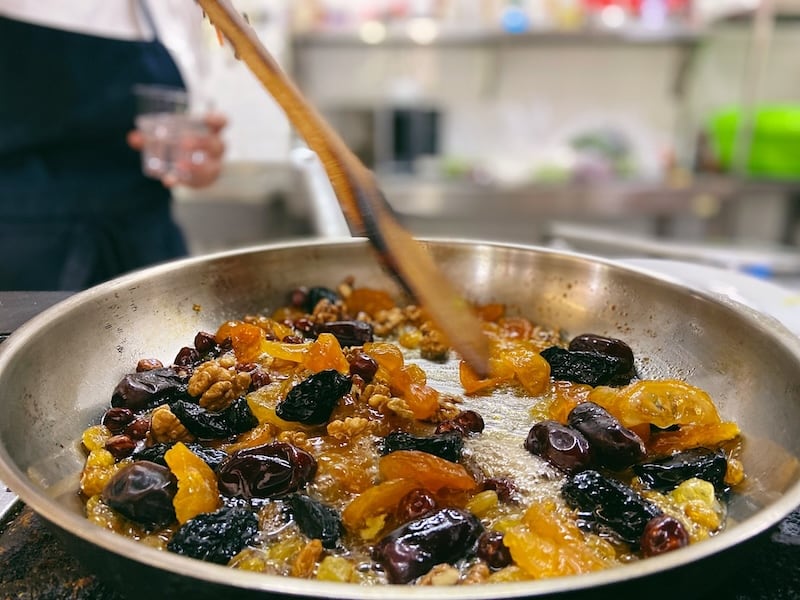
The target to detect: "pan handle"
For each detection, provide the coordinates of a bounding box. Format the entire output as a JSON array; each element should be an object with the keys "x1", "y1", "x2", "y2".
[{"x1": 290, "y1": 146, "x2": 353, "y2": 239}]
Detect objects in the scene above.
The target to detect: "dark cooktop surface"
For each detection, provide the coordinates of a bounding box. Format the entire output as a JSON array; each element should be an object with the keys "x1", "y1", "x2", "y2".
[{"x1": 1, "y1": 292, "x2": 799, "y2": 599}]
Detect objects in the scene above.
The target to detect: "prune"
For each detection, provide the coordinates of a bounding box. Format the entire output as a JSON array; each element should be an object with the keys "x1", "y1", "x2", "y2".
[
  {"x1": 315, "y1": 320, "x2": 374, "y2": 347},
  {"x1": 372, "y1": 508, "x2": 483, "y2": 584},
  {"x1": 562, "y1": 469, "x2": 662, "y2": 546},
  {"x1": 288, "y1": 494, "x2": 343, "y2": 549},
  {"x1": 167, "y1": 505, "x2": 258, "y2": 564},
  {"x1": 477, "y1": 530, "x2": 512, "y2": 569},
  {"x1": 101, "y1": 461, "x2": 177, "y2": 527},
  {"x1": 217, "y1": 442, "x2": 317, "y2": 500},
  {"x1": 396, "y1": 488, "x2": 437, "y2": 522},
  {"x1": 435, "y1": 410, "x2": 485, "y2": 436},
  {"x1": 101, "y1": 407, "x2": 134, "y2": 434},
  {"x1": 540, "y1": 347, "x2": 622, "y2": 387},
  {"x1": 348, "y1": 351, "x2": 378, "y2": 382},
  {"x1": 275, "y1": 370, "x2": 351, "y2": 425},
  {"x1": 568, "y1": 333, "x2": 635, "y2": 384},
  {"x1": 133, "y1": 442, "x2": 172, "y2": 466},
  {"x1": 174, "y1": 346, "x2": 200, "y2": 367},
  {"x1": 640, "y1": 514, "x2": 689, "y2": 557},
  {"x1": 305, "y1": 286, "x2": 339, "y2": 313},
  {"x1": 381, "y1": 431, "x2": 463, "y2": 463},
  {"x1": 524, "y1": 420, "x2": 592, "y2": 474},
  {"x1": 633, "y1": 448, "x2": 728, "y2": 493},
  {"x1": 568, "y1": 402, "x2": 646, "y2": 469},
  {"x1": 171, "y1": 397, "x2": 258, "y2": 440},
  {"x1": 111, "y1": 367, "x2": 190, "y2": 412}
]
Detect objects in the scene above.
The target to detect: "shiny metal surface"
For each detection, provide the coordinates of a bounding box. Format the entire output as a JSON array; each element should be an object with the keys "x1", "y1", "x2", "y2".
[{"x1": 0, "y1": 238, "x2": 799, "y2": 599}]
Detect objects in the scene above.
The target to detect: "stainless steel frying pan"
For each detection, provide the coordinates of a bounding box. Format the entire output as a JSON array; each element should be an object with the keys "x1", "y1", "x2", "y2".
[{"x1": 0, "y1": 238, "x2": 798, "y2": 599}]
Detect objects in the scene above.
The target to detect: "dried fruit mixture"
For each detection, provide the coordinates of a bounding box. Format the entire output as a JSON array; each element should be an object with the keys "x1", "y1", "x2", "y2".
[{"x1": 79, "y1": 281, "x2": 745, "y2": 585}]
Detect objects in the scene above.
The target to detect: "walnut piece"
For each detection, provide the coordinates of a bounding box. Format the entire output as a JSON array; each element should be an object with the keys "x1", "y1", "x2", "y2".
[
  {"x1": 372, "y1": 307, "x2": 406, "y2": 337},
  {"x1": 188, "y1": 360, "x2": 251, "y2": 411},
  {"x1": 327, "y1": 417, "x2": 371, "y2": 441},
  {"x1": 461, "y1": 562, "x2": 490, "y2": 585},
  {"x1": 149, "y1": 405, "x2": 194, "y2": 444},
  {"x1": 419, "y1": 321, "x2": 450, "y2": 362},
  {"x1": 312, "y1": 298, "x2": 346, "y2": 323},
  {"x1": 418, "y1": 564, "x2": 460, "y2": 586}
]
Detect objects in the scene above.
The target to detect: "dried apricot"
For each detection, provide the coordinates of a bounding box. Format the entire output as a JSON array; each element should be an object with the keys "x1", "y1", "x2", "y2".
[
  {"x1": 503, "y1": 500, "x2": 617, "y2": 578},
  {"x1": 589, "y1": 379, "x2": 722, "y2": 429},
  {"x1": 342, "y1": 478, "x2": 420, "y2": 534},
  {"x1": 164, "y1": 441, "x2": 221, "y2": 524},
  {"x1": 216, "y1": 321, "x2": 265, "y2": 363},
  {"x1": 379, "y1": 450, "x2": 476, "y2": 493},
  {"x1": 346, "y1": 288, "x2": 396, "y2": 317},
  {"x1": 646, "y1": 421, "x2": 740, "y2": 456},
  {"x1": 303, "y1": 333, "x2": 349, "y2": 374}
]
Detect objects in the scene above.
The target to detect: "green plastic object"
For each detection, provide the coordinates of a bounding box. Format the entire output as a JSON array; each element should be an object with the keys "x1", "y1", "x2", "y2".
[{"x1": 709, "y1": 105, "x2": 800, "y2": 179}]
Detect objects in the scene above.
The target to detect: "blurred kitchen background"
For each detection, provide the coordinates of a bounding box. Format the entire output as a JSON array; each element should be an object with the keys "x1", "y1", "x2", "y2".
[{"x1": 170, "y1": 0, "x2": 800, "y2": 280}]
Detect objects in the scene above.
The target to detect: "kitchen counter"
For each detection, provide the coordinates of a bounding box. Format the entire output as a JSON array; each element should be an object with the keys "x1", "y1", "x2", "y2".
[{"x1": 1, "y1": 290, "x2": 799, "y2": 599}]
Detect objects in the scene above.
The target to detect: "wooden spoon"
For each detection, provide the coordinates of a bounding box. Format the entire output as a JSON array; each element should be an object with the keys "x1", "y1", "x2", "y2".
[{"x1": 196, "y1": 0, "x2": 490, "y2": 377}]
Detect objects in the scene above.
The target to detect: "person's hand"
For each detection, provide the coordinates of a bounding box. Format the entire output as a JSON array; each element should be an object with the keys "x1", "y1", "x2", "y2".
[{"x1": 127, "y1": 112, "x2": 227, "y2": 188}]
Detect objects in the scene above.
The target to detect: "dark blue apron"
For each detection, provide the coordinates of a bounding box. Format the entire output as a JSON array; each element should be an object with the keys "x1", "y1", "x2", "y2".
[{"x1": 0, "y1": 8, "x2": 188, "y2": 291}]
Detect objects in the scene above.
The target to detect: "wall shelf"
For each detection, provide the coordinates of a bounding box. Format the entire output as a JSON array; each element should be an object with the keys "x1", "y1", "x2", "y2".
[{"x1": 291, "y1": 25, "x2": 704, "y2": 49}]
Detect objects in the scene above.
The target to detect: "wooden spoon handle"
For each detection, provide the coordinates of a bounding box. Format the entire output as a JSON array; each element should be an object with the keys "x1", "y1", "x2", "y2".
[{"x1": 196, "y1": 0, "x2": 489, "y2": 376}]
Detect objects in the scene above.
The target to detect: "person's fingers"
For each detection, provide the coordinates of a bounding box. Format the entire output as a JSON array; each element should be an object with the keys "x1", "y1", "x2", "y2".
[
  {"x1": 203, "y1": 112, "x2": 228, "y2": 135},
  {"x1": 169, "y1": 155, "x2": 222, "y2": 188},
  {"x1": 127, "y1": 129, "x2": 144, "y2": 150},
  {"x1": 179, "y1": 131, "x2": 225, "y2": 160}
]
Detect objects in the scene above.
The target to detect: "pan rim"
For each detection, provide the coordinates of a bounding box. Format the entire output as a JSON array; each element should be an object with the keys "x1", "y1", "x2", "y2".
[{"x1": 1, "y1": 236, "x2": 799, "y2": 597}]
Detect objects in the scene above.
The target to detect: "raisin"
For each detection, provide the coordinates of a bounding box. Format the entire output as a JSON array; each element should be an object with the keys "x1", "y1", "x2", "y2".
[
  {"x1": 290, "y1": 287, "x2": 308, "y2": 309},
  {"x1": 435, "y1": 410, "x2": 485, "y2": 436},
  {"x1": 568, "y1": 333, "x2": 635, "y2": 384},
  {"x1": 348, "y1": 351, "x2": 379, "y2": 382},
  {"x1": 540, "y1": 346, "x2": 622, "y2": 387},
  {"x1": 249, "y1": 368, "x2": 272, "y2": 391},
  {"x1": 381, "y1": 431, "x2": 463, "y2": 463},
  {"x1": 136, "y1": 358, "x2": 164, "y2": 372},
  {"x1": 396, "y1": 488, "x2": 437, "y2": 522},
  {"x1": 276, "y1": 369, "x2": 351, "y2": 425},
  {"x1": 562, "y1": 470, "x2": 662, "y2": 546},
  {"x1": 640, "y1": 514, "x2": 689, "y2": 557},
  {"x1": 124, "y1": 417, "x2": 151, "y2": 440},
  {"x1": 315, "y1": 320, "x2": 374, "y2": 347},
  {"x1": 288, "y1": 494, "x2": 343, "y2": 549},
  {"x1": 372, "y1": 508, "x2": 483, "y2": 584},
  {"x1": 111, "y1": 367, "x2": 189, "y2": 412},
  {"x1": 104, "y1": 435, "x2": 136, "y2": 460},
  {"x1": 482, "y1": 477, "x2": 518, "y2": 503},
  {"x1": 568, "y1": 402, "x2": 646, "y2": 470},
  {"x1": 477, "y1": 530, "x2": 512, "y2": 569},
  {"x1": 167, "y1": 505, "x2": 258, "y2": 564},
  {"x1": 193, "y1": 331, "x2": 217, "y2": 354},
  {"x1": 101, "y1": 461, "x2": 177, "y2": 527},
  {"x1": 305, "y1": 286, "x2": 339, "y2": 313},
  {"x1": 524, "y1": 420, "x2": 592, "y2": 474},
  {"x1": 633, "y1": 448, "x2": 728, "y2": 493},
  {"x1": 171, "y1": 397, "x2": 258, "y2": 440},
  {"x1": 173, "y1": 346, "x2": 200, "y2": 367},
  {"x1": 101, "y1": 407, "x2": 134, "y2": 434},
  {"x1": 217, "y1": 442, "x2": 317, "y2": 500}
]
